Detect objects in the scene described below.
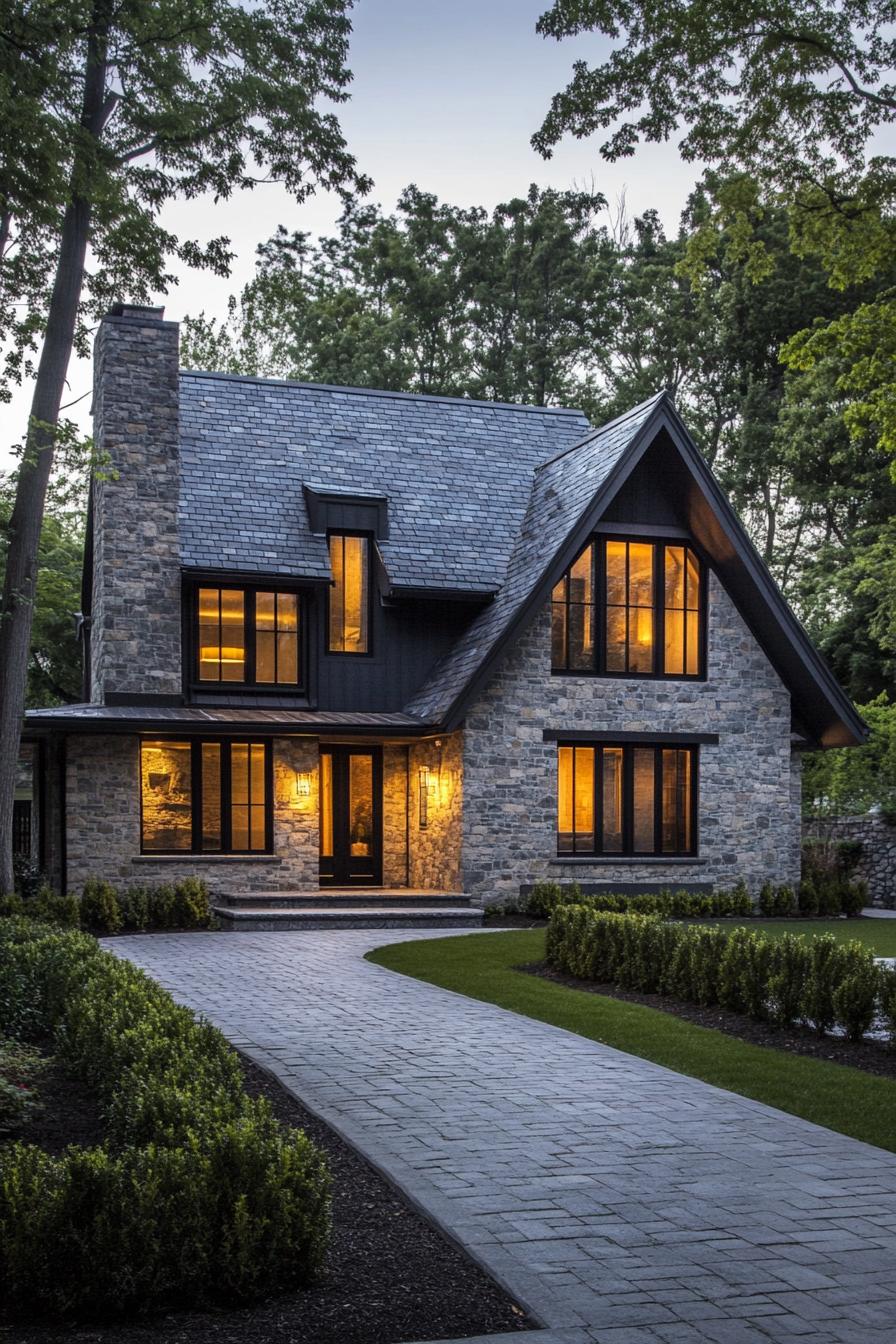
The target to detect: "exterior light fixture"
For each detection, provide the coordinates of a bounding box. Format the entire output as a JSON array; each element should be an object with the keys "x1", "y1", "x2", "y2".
[
  {"x1": 418, "y1": 766, "x2": 430, "y2": 829},
  {"x1": 294, "y1": 770, "x2": 312, "y2": 798}
]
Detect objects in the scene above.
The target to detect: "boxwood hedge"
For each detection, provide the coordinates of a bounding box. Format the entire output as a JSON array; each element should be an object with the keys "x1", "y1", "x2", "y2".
[
  {"x1": 547, "y1": 905, "x2": 893, "y2": 1044},
  {"x1": 0, "y1": 919, "x2": 329, "y2": 1320}
]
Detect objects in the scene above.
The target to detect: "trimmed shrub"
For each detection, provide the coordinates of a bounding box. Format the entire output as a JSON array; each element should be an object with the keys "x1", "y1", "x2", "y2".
[
  {"x1": 758, "y1": 881, "x2": 776, "y2": 917},
  {"x1": 547, "y1": 906, "x2": 887, "y2": 1042},
  {"x1": 840, "y1": 880, "x2": 867, "y2": 918},
  {"x1": 774, "y1": 885, "x2": 797, "y2": 917},
  {"x1": 173, "y1": 878, "x2": 211, "y2": 930},
  {"x1": 767, "y1": 935, "x2": 811, "y2": 1026},
  {"x1": 798, "y1": 878, "x2": 819, "y2": 917},
  {"x1": 79, "y1": 880, "x2": 122, "y2": 934},
  {"x1": 879, "y1": 965, "x2": 896, "y2": 1050},
  {"x1": 0, "y1": 893, "x2": 24, "y2": 918},
  {"x1": 0, "y1": 920, "x2": 330, "y2": 1320}
]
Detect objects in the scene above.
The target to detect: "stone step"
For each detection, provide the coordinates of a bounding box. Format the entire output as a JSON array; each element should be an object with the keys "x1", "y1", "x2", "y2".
[
  {"x1": 216, "y1": 889, "x2": 472, "y2": 910},
  {"x1": 212, "y1": 904, "x2": 484, "y2": 932}
]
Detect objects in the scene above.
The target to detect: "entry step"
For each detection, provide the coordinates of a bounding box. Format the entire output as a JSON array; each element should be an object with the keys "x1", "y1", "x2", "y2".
[
  {"x1": 213, "y1": 904, "x2": 483, "y2": 932},
  {"x1": 216, "y1": 889, "x2": 472, "y2": 911}
]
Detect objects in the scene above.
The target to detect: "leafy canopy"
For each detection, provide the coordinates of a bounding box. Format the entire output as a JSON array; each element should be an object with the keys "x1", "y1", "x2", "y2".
[{"x1": 0, "y1": 0, "x2": 367, "y2": 393}]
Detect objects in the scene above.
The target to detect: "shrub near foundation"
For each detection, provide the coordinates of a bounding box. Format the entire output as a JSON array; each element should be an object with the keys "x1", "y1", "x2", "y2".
[
  {"x1": 0, "y1": 919, "x2": 329, "y2": 1320},
  {"x1": 547, "y1": 906, "x2": 890, "y2": 1042}
]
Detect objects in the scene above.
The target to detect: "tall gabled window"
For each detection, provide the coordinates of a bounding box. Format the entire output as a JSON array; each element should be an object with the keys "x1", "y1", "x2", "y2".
[
  {"x1": 140, "y1": 738, "x2": 272, "y2": 854},
  {"x1": 328, "y1": 533, "x2": 370, "y2": 654},
  {"x1": 557, "y1": 742, "x2": 697, "y2": 857},
  {"x1": 551, "y1": 538, "x2": 704, "y2": 677},
  {"x1": 195, "y1": 586, "x2": 301, "y2": 687}
]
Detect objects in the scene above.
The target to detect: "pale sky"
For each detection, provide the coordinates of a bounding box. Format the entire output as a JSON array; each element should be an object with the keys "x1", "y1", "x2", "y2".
[{"x1": 0, "y1": 0, "x2": 699, "y2": 470}]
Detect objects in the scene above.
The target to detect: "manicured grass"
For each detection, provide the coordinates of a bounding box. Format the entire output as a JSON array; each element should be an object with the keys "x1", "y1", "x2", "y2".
[
  {"x1": 367, "y1": 929, "x2": 896, "y2": 1153},
  {"x1": 696, "y1": 917, "x2": 896, "y2": 956}
]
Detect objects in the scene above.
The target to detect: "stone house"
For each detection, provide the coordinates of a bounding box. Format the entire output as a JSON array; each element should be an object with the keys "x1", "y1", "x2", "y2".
[{"x1": 21, "y1": 304, "x2": 865, "y2": 923}]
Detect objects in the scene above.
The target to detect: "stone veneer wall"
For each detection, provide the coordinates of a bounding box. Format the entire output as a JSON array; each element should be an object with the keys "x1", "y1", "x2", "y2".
[
  {"x1": 382, "y1": 745, "x2": 410, "y2": 886},
  {"x1": 461, "y1": 572, "x2": 800, "y2": 906},
  {"x1": 65, "y1": 735, "x2": 319, "y2": 894},
  {"x1": 89, "y1": 308, "x2": 182, "y2": 701},
  {"x1": 803, "y1": 816, "x2": 896, "y2": 909},
  {"x1": 409, "y1": 733, "x2": 463, "y2": 891}
]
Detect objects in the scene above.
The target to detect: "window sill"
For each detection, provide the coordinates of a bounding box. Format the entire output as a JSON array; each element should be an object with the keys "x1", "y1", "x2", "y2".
[
  {"x1": 551, "y1": 856, "x2": 706, "y2": 866},
  {"x1": 132, "y1": 855, "x2": 282, "y2": 865}
]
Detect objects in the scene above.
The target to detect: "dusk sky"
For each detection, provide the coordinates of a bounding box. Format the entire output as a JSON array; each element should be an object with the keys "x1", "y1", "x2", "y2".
[{"x1": 0, "y1": 0, "x2": 699, "y2": 467}]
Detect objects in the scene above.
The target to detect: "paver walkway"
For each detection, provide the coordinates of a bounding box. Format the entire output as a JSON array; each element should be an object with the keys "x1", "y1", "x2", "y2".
[{"x1": 110, "y1": 930, "x2": 896, "y2": 1344}]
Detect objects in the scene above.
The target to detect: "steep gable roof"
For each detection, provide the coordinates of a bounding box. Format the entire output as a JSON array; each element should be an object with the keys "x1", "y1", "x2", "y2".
[
  {"x1": 406, "y1": 393, "x2": 866, "y2": 749},
  {"x1": 178, "y1": 372, "x2": 591, "y2": 593}
]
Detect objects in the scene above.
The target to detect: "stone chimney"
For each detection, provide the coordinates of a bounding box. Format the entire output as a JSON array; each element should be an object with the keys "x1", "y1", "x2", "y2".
[{"x1": 88, "y1": 305, "x2": 182, "y2": 703}]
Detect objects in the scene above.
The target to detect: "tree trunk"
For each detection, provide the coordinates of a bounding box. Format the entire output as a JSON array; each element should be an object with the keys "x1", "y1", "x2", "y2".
[
  {"x1": 0, "y1": 197, "x2": 92, "y2": 894},
  {"x1": 0, "y1": 9, "x2": 108, "y2": 895}
]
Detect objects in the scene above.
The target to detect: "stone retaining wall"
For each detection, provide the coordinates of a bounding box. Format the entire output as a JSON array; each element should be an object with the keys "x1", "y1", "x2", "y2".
[{"x1": 803, "y1": 816, "x2": 896, "y2": 909}]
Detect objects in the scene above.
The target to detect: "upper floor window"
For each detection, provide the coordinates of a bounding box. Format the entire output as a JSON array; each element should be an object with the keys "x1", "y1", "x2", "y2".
[
  {"x1": 551, "y1": 538, "x2": 704, "y2": 677},
  {"x1": 196, "y1": 586, "x2": 301, "y2": 686},
  {"x1": 328, "y1": 533, "x2": 370, "y2": 654}
]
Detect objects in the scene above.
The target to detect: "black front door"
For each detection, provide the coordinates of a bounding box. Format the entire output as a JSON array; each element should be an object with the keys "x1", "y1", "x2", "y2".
[{"x1": 319, "y1": 746, "x2": 383, "y2": 885}]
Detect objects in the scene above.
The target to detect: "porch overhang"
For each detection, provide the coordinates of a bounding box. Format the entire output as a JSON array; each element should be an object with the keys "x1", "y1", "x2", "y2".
[{"x1": 22, "y1": 704, "x2": 437, "y2": 739}]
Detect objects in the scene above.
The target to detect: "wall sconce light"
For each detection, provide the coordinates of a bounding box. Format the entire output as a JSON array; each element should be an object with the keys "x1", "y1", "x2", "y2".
[
  {"x1": 418, "y1": 766, "x2": 430, "y2": 829},
  {"x1": 294, "y1": 771, "x2": 312, "y2": 799}
]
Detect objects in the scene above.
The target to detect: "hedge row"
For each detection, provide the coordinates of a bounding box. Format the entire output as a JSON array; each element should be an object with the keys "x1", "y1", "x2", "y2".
[
  {"x1": 0, "y1": 877, "x2": 212, "y2": 934},
  {"x1": 521, "y1": 877, "x2": 867, "y2": 921},
  {"x1": 547, "y1": 906, "x2": 895, "y2": 1043},
  {"x1": 0, "y1": 919, "x2": 329, "y2": 1320}
]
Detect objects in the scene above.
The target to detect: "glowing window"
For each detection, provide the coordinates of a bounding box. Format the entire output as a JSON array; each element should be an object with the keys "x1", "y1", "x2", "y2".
[
  {"x1": 195, "y1": 586, "x2": 301, "y2": 686},
  {"x1": 140, "y1": 738, "x2": 271, "y2": 853},
  {"x1": 328, "y1": 534, "x2": 370, "y2": 653},
  {"x1": 556, "y1": 743, "x2": 697, "y2": 856}
]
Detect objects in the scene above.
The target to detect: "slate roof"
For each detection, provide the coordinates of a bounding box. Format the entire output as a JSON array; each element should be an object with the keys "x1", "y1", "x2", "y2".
[
  {"x1": 178, "y1": 373, "x2": 591, "y2": 592},
  {"x1": 406, "y1": 393, "x2": 667, "y2": 722}
]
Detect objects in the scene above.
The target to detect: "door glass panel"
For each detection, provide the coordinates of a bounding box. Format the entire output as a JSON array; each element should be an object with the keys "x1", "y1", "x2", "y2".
[
  {"x1": 601, "y1": 747, "x2": 623, "y2": 852},
  {"x1": 320, "y1": 754, "x2": 334, "y2": 858},
  {"x1": 141, "y1": 741, "x2": 192, "y2": 851},
  {"x1": 632, "y1": 748, "x2": 655, "y2": 852},
  {"x1": 349, "y1": 754, "x2": 373, "y2": 857}
]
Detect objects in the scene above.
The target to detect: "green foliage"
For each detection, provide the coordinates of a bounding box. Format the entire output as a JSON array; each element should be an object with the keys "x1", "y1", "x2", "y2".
[
  {"x1": 78, "y1": 880, "x2": 122, "y2": 935},
  {"x1": 0, "y1": 476, "x2": 85, "y2": 707},
  {"x1": 0, "y1": 920, "x2": 330, "y2": 1318},
  {"x1": 547, "y1": 907, "x2": 889, "y2": 1041},
  {"x1": 803, "y1": 695, "x2": 896, "y2": 817},
  {"x1": 522, "y1": 886, "x2": 754, "y2": 920},
  {"x1": 758, "y1": 882, "x2": 776, "y2": 917},
  {"x1": 879, "y1": 966, "x2": 896, "y2": 1049},
  {"x1": 798, "y1": 878, "x2": 819, "y2": 918},
  {"x1": 0, "y1": 1037, "x2": 47, "y2": 1135}
]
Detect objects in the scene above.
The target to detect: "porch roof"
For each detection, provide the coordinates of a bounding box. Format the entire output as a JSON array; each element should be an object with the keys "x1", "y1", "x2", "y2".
[{"x1": 22, "y1": 704, "x2": 433, "y2": 737}]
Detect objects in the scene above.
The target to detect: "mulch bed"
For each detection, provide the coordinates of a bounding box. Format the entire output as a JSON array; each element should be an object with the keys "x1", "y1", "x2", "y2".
[
  {"x1": 1, "y1": 1055, "x2": 533, "y2": 1344},
  {"x1": 522, "y1": 961, "x2": 896, "y2": 1080}
]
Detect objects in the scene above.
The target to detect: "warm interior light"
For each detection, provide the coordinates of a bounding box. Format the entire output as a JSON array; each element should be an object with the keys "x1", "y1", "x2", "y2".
[
  {"x1": 294, "y1": 771, "x2": 312, "y2": 798},
  {"x1": 200, "y1": 646, "x2": 245, "y2": 664},
  {"x1": 418, "y1": 766, "x2": 430, "y2": 829}
]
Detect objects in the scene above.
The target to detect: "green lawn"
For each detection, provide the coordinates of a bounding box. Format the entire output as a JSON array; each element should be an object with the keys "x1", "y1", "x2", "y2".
[
  {"x1": 367, "y1": 928, "x2": 896, "y2": 1153},
  {"x1": 696, "y1": 917, "x2": 896, "y2": 956}
]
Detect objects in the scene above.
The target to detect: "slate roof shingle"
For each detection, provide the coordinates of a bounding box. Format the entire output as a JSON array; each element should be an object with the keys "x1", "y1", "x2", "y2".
[
  {"x1": 178, "y1": 373, "x2": 592, "y2": 593},
  {"x1": 405, "y1": 393, "x2": 667, "y2": 722}
]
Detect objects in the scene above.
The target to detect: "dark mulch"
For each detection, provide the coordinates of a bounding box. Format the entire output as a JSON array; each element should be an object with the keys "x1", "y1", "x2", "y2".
[
  {"x1": 8, "y1": 1049, "x2": 106, "y2": 1156},
  {"x1": 523, "y1": 961, "x2": 896, "y2": 1080},
  {"x1": 1, "y1": 1054, "x2": 533, "y2": 1344}
]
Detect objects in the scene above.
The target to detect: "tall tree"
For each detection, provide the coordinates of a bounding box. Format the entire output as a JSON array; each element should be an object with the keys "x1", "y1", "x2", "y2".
[{"x1": 0, "y1": 0, "x2": 367, "y2": 894}]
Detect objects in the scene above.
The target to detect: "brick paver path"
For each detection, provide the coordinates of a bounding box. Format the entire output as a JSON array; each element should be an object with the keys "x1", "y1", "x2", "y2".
[{"x1": 110, "y1": 930, "x2": 896, "y2": 1344}]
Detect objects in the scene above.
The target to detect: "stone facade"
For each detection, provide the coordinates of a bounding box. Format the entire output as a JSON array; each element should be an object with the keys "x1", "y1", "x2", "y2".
[
  {"x1": 409, "y1": 732, "x2": 463, "y2": 891},
  {"x1": 89, "y1": 307, "x2": 182, "y2": 701},
  {"x1": 382, "y1": 745, "x2": 410, "y2": 886},
  {"x1": 65, "y1": 734, "x2": 319, "y2": 894},
  {"x1": 461, "y1": 572, "x2": 800, "y2": 906},
  {"x1": 804, "y1": 815, "x2": 896, "y2": 909}
]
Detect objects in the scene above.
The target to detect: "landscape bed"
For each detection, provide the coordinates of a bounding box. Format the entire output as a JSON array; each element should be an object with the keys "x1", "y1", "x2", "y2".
[{"x1": 0, "y1": 919, "x2": 531, "y2": 1342}]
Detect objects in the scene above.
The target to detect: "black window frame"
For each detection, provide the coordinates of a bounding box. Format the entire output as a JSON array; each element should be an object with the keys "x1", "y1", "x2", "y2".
[
  {"x1": 326, "y1": 530, "x2": 374, "y2": 658},
  {"x1": 556, "y1": 741, "x2": 699, "y2": 858},
  {"x1": 139, "y1": 736, "x2": 274, "y2": 855},
  {"x1": 551, "y1": 536, "x2": 707, "y2": 680},
  {"x1": 191, "y1": 582, "x2": 306, "y2": 691}
]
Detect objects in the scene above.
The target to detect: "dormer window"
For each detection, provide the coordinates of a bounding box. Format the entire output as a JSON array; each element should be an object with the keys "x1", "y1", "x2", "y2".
[
  {"x1": 552, "y1": 537, "x2": 704, "y2": 678},
  {"x1": 195, "y1": 585, "x2": 301, "y2": 686},
  {"x1": 328, "y1": 534, "x2": 370, "y2": 654}
]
